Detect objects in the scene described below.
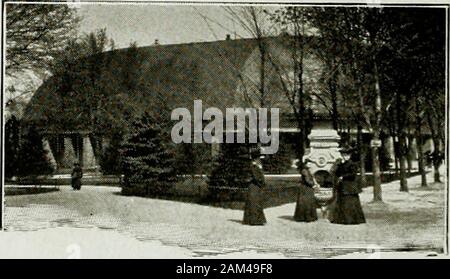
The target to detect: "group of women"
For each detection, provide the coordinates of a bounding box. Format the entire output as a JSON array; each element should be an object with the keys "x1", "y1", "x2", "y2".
[{"x1": 243, "y1": 147, "x2": 366, "y2": 225}]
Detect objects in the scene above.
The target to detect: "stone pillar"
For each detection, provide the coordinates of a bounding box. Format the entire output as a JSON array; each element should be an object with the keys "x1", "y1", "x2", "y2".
[
  {"x1": 82, "y1": 135, "x2": 98, "y2": 170},
  {"x1": 43, "y1": 138, "x2": 58, "y2": 170},
  {"x1": 61, "y1": 137, "x2": 77, "y2": 168},
  {"x1": 303, "y1": 120, "x2": 343, "y2": 179}
]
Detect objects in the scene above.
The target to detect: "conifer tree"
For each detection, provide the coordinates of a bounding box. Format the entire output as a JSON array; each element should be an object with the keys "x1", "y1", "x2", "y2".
[
  {"x1": 120, "y1": 112, "x2": 177, "y2": 196},
  {"x1": 17, "y1": 124, "x2": 54, "y2": 176},
  {"x1": 5, "y1": 115, "x2": 20, "y2": 178},
  {"x1": 208, "y1": 143, "x2": 264, "y2": 200}
]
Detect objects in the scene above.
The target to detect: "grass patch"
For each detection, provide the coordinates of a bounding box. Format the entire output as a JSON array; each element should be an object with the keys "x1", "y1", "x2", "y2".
[
  {"x1": 121, "y1": 178, "x2": 299, "y2": 210},
  {"x1": 5, "y1": 187, "x2": 59, "y2": 196}
]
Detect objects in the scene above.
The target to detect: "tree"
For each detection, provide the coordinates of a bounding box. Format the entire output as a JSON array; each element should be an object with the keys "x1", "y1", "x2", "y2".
[
  {"x1": 50, "y1": 32, "x2": 145, "y2": 135},
  {"x1": 338, "y1": 7, "x2": 385, "y2": 202},
  {"x1": 16, "y1": 125, "x2": 54, "y2": 176},
  {"x1": 174, "y1": 143, "x2": 212, "y2": 178},
  {"x1": 300, "y1": 7, "x2": 416, "y2": 200},
  {"x1": 6, "y1": 3, "x2": 79, "y2": 76},
  {"x1": 380, "y1": 8, "x2": 445, "y2": 188},
  {"x1": 5, "y1": 115, "x2": 21, "y2": 179},
  {"x1": 269, "y1": 8, "x2": 317, "y2": 171},
  {"x1": 426, "y1": 101, "x2": 444, "y2": 183},
  {"x1": 208, "y1": 143, "x2": 263, "y2": 200},
  {"x1": 300, "y1": 7, "x2": 370, "y2": 189},
  {"x1": 99, "y1": 131, "x2": 124, "y2": 175},
  {"x1": 410, "y1": 9, "x2": 445, "y2": 186},
  {"x1": 174, "y1": 143, "x2": 197, "y2": 178},
  {"x1": 224, "y1": 7, "x2": 273, "y2": 107},
  {"x1": 120, "y1": 112, "x2": 177, "y2": 196}
]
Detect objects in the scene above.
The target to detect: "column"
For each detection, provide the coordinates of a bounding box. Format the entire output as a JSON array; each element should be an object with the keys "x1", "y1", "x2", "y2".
[
  {"x1": 82, "y1": 135, "x2": 98, "y2": 170},
  {"x1": 43, "y1": 138, "x2": 58, "y2": 170},
  {"x1": 61, "y1": 136, "x2": 77, "y2": 168}
]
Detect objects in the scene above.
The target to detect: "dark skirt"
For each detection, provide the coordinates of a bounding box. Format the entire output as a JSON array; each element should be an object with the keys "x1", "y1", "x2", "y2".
[
  {"x1": 243, "y1": 184, "x2": 266, "y2": 225},
  {"x1": 329, "y1": 193, "x2": 365, "y2": 225},
  {"x1": 294, "y1": 185, "x2": 318, "y2": 222},
  {"x1": 72, "y1": 178, "x2": 82, "y2": 190}
]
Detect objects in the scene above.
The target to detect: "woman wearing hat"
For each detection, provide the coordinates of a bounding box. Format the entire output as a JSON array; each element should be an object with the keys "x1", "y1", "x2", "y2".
[
  {"x1": 294, "y1": 160, "x2": 318, "y2": 222},
  {"x1": 71, "y1": 162, "x2": 83, "y2": 191},
  {"x1": 329, "y1": 148, "x2": 366, "y2": 225},
  {"x1": 243, "y1": 159, "x2": 267, "y2": 226}
]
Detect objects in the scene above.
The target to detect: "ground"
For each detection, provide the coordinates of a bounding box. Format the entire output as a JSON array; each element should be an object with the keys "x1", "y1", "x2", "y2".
[{"x1": 1, "y1": 168, "x2": 447, "y2": 259}]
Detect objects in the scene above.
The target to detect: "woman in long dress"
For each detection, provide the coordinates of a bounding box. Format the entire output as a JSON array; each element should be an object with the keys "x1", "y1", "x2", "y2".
[
  {"x1": 243, "y1": 163, "x2": 267, "y2": 226},
  {"x1": 71, "y1": 162, "x2": 83, "y2": 191},
  {"x1": 329, "y1": 151, "x2": 366, "y2": 225},
  {"x1": 294, "y1": 164, "x2": 318, "y2": 222}
]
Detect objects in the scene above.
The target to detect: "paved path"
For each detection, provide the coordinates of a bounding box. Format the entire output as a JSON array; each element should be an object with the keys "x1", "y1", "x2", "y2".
[{"x1": 2, "y1": 170, "x2": 446, "y2": 258}]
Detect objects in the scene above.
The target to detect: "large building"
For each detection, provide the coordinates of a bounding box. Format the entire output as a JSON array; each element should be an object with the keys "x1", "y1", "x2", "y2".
[{"x1": 23, "y1": 35, "x2": 433, "y2": 173}]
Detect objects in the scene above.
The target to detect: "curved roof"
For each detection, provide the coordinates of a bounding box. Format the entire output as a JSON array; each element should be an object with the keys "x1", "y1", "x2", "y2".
[
  {"x1": 23, "y1": 38, "x2": 267, "y2": 133},
  {"x1": 23, "y1": 36, "x2": 329, "y2": 133}
]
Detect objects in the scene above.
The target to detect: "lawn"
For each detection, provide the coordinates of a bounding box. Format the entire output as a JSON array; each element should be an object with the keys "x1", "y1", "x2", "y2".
[
  {"x1": 121, "y1": 177, "x2": 299, "y2": 209},
  {"x1": 5, "y1": 186, "x2": 59, "y2": 196}
]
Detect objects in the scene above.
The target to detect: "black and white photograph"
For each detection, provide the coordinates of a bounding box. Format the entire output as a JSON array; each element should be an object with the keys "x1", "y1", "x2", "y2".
[{"x1": 1, "y1": 0, "x2": 449, "y2": 260}]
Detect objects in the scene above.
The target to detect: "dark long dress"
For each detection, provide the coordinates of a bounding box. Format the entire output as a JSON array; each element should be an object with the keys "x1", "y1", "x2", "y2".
[
  {"x1": 243, "y1": 166, "x2": 266, "y2": 226},
  {"x1": 294, "y1": 168, "x2": 318, "y2": 222},
  {"x1": 71, "y1": 166, "x2": 83, "y2": 190},
  {"x1": 329, "y1": 160, "x2": 366, "y2": 225}
]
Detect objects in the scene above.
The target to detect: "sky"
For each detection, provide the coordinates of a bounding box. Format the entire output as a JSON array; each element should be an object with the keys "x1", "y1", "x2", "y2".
[{"x1": 77, "y1": 4, "x2": 255, "y2": 48}]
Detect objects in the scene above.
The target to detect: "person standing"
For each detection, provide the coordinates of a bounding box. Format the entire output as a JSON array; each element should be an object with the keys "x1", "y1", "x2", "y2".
[
  {"x1": 71, "y1": 162, "x2": 83, "y2": 191},
  {"x1": 294, "y1": 162, "x2": 318, "y2": 222},
  {"x1": 329, "y1": 149, "x2": 366, "y2": 225},
  {"x1": 243, "y1": 162, "x2": 267, "y2": 226}
]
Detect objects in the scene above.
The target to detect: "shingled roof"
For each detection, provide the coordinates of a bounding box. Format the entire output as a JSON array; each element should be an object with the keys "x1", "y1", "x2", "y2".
[{"x1": 23, "y1": 36, "x2": 326, "y2": 133}]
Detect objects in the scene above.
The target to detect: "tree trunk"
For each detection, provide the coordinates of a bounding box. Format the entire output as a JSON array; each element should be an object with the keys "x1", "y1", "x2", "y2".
[
  {"x1": 427, "y1": 112, "x2": 441, "y2": 183},
  {"x1": 329, "y1": 59, "x2": 339, "y2": 131},
  {"x1": 393, "y1": 136, "x2": 399, "y2": 175},
  {"x1": 415, "y1": 96, "x2": 427, "y2": 188},
  {"x1": 259, "y1": 41, "x2": 266, "y2": 108},
  {"x1": 433, "y1": 137, "x2": 441, "y2": 183},
  {"x1": 371, "y1": 143, "x2": 382, "y2": 201},
  {"x1": 296, "y1": 32, "x2": 306, "y2": 171},
  {"x1": 357, "y1": 125, "x2": 367, "y2": 188},
  {"x1": 371, "y1": 60, "x2": 382, "y2": 202},
  {"x1": 416, "y1": 134, "x2": 427, "y2": 187},
  {"x1": 399, "y1": 133, "x2": 409, "y2": 192},
  {"x1": 406, "y1": 134, "x2": 413, "y2": 175}
]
